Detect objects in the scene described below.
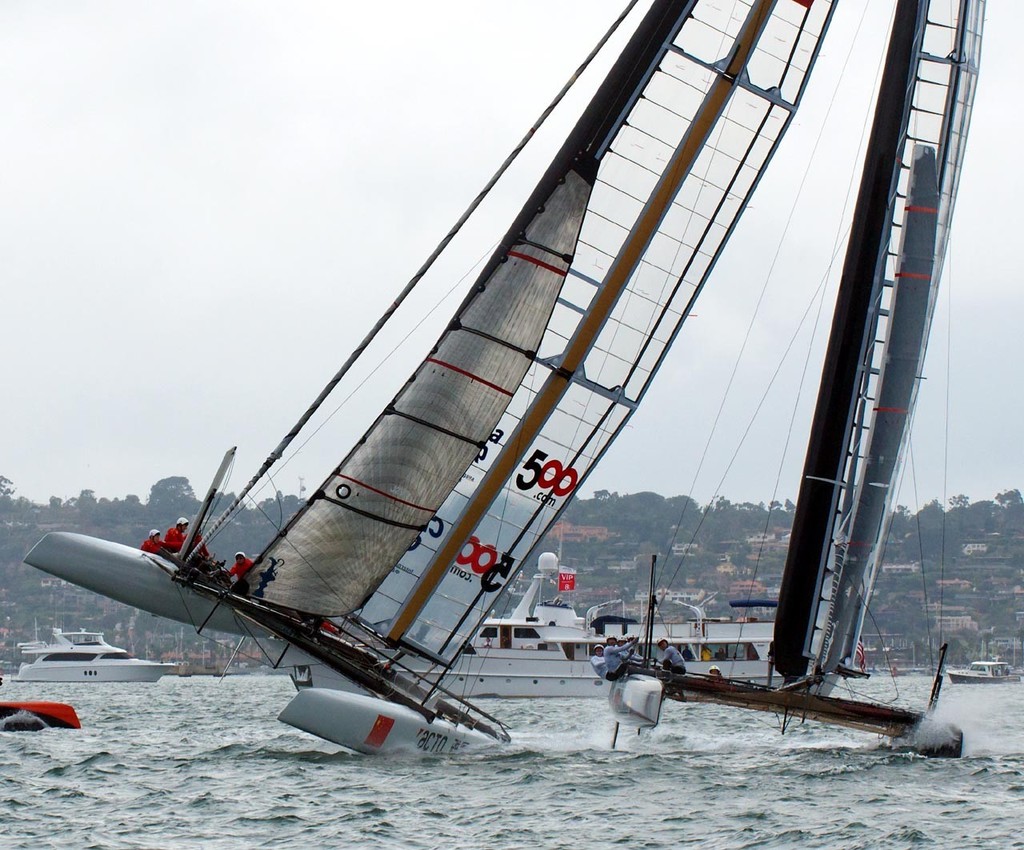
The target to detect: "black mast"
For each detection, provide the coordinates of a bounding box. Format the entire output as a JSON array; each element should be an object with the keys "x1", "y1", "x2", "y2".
[{"x1": 773, "y1": 0, "x2": 924, "y2": 679}]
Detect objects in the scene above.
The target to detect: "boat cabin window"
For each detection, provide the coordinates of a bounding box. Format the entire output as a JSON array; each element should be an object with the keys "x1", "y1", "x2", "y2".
[
  {"x1": 479, "y1": 627, "x2": 498, "y2": 639},
  {"x1": 42, "y1": 652, "x2": 98, "y2": 662},
  {"x1": 513, "y1": 628, "x2": 541, "y2": 639},
  {"x1": 100, "y1": 652, "x2": 131, "y2": 660},
  {"x1": 700, "y1": 643, "x2": 758, "y2": 661}
]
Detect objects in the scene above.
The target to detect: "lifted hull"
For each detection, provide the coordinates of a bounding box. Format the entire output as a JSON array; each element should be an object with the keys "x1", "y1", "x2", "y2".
[
  {"x1": 24, "y1": 533, "x2": 253, "y2": 636},
  {"x1": 279, "y1": 688, "x2": 504, "y2": 755}
]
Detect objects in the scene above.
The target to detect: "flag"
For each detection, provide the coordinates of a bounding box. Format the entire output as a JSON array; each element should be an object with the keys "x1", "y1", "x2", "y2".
[
  {"x1": 855, "y1": 640, "x2": 866, "y2": 672},
  {"x1": 558, "y1": 570, "x2": 576, "y2": 592}
]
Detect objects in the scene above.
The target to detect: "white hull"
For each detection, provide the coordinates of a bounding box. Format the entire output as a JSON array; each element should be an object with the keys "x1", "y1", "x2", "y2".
[
  {"x1": 15, "y1": 661, "x2": 173, "y2": 683},
  {"x1": 278, "y1": 688, "x2": 503, "y2": 755},
  {"x1": 608, "y1": 675, "x2": 663, "y2": 728}
]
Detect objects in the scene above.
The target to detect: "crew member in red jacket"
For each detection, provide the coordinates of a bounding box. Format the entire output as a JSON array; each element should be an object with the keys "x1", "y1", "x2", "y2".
[
  {"x1": 164, "y1": 518, "x2": 189, "y2": 553},
  {"x1": 229, "y1": 552, "x2": 256, "y2": 595},
  {"x1": 140, "y1": 529, "x2": 165, "y2": 553}
]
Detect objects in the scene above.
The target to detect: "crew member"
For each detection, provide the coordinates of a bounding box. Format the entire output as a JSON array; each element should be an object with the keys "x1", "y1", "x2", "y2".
[
  {"x1": 229, "y1": 552, "x2": 256, "y2": 596},
  {"x1": 164, "y1": 517, "x2": 189, "y2": 553},
  {"x1": 602, "y1": 636, "x2": 640, "y2": 681},
  {"x1": 658, "y1": 639, "x2": 687, "y2": 674},
  {"x1": 140, "y1": 529, "x2": 165, "y2": 553}
]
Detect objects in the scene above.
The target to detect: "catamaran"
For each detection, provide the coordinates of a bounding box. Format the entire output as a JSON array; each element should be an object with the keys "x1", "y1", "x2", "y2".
[
  {"x1": 26, "y1": 0, "x2": 851, "y2": 753},
  {"x1": 613, "y1": 0, "x2": 983, "y2": 757}
]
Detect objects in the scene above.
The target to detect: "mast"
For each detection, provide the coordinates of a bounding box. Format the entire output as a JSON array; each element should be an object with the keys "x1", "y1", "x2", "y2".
[{"x1": 773, "y1": 0, "x2": 923, "y2": 679}]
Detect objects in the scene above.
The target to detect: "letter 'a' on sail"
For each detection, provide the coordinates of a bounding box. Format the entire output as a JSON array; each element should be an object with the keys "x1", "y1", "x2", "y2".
[
  {"x1": 246, "y1": 0, "x2": 839, "y2": 662},
  {"x1": 773, "y1": 0, "x2": 984, "y2": 681}
]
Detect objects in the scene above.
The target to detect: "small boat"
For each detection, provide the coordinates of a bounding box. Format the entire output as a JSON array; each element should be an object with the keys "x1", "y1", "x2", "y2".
[
  {"x1": 947, "y1": 661, "x2": 1021, "y2": 685},
  {"x1": 0, "y1": 701, "x2": 81, "y2": 731},
  {"x1": 15, "y1": 628, "x2": 174, "y2": 683}
]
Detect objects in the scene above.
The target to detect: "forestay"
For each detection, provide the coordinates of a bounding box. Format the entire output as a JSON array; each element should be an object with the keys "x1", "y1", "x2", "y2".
[{"x1": 250, "y1": 0, "x2": 837, "y2": 664}]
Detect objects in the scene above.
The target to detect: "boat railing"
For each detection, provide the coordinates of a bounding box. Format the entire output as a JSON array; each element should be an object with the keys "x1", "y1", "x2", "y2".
[{"x1": 585, "y1": 599, "x2": 625, "y2": 629}]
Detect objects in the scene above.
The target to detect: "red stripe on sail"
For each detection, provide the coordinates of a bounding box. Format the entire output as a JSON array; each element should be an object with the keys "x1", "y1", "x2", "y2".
[
  {"x1": 337, "y1": 475, "x2": 435, "y2": 513},
  {"x1": 792, "y1": 0, "x2": 814, "y2": 7},
  {"x1": 895, "y1": 272, "x2": 931, "y2": 280},
  {"x1": 507, "y1": 250, "x2": 568, "y2": 277},
  {"x1": 426, "y1": 358, "x2": 514, "y2": 396},
  {"x1": 364, "y1": 714, "x2": 395, "y2": 748},
  {"x1": 905, "y1": 204, "x2": 938, "y2": 214},
  {"x1": 875, "y1": 406, "x2": 908, "y2": 413}
]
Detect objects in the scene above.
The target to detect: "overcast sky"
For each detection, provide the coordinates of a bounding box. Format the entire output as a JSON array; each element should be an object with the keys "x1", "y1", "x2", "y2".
[{"x1": 1, "y1": 1, "x2": 1018, "y2": 514}]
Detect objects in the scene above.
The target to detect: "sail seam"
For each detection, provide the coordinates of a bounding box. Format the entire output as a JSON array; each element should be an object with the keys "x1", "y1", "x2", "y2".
[
  {"x1": 317, "y1": 495, "x2": 427, "y2": 532},
  {"x1": 386, "y1": 408, "x2": 487, "y2": 449},
  {"x1": 423, "y1": 357, "x2": 516, "y2": 397},
  {"x1": 332, "y1": 474, "x2": 435, "y2": 514},
  {"x1": 506, "y1": 249, "x2": 570, "y2": 274}
]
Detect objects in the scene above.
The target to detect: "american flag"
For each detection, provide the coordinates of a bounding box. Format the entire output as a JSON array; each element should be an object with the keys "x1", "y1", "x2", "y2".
[{"x1": 855, "y1": 640, "x2": 867, "y2": 672}]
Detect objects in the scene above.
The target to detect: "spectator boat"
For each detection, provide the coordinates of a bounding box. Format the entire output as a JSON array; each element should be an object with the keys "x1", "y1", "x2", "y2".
[
  {"x1": 947, "y1": 661, "x2": 1021, "y2": 685},
  {"x1": 15, "y1": 628, "x2": 175, "y2": 683}
]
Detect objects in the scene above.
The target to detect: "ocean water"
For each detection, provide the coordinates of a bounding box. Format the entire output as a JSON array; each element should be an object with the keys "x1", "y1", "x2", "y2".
[{"x1": 0, "y1": 673, "x2": 1020, "y2": 849}]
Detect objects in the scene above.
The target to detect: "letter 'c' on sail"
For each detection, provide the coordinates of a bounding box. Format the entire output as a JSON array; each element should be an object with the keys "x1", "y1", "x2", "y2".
[{"x1": 251, "y1": 0, "x2": 839, "y2": 663}]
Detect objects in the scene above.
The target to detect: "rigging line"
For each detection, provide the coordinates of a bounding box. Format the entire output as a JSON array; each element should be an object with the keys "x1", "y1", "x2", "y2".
[
  {"x1": 659, "y1": 247, "x2": 840, "y2": 597},
  {"x1": 938, "y1": 236, "x2": 955, "y2": 651},
  {"x1": 238, "y1": 239, "x2": 497, "y2": 517},
  {"x1": 908, "y1": 442, "x2": 935, "y2": 670},
  {"x1": 201, "y1": 1, "x2": 642, "y2": 540},
  {"x1": 864, "y1": 603, "x2": 902, "y2": 703},
  {"x1": 657, "y1": 0, "x2": 876, "y2": 586}
]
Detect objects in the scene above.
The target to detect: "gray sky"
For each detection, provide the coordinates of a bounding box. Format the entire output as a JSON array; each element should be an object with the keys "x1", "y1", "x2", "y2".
[{"x1": 2, "y1": 1, "x2": 1018, "y2": 514}]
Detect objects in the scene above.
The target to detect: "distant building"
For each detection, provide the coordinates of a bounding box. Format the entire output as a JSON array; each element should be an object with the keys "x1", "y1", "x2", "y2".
[
  {"x1": 552, "y1": 521, "x2": 614, "y2": 543},
  {"x1": 881, "y1": 562, "x2": 920, "y2": 574},
  {"x1": 962, "y1": 542, "x2": 988, "y2": 555},
  {"x1": 934, "y1": 614, "x2": 979, "y2": 632}
]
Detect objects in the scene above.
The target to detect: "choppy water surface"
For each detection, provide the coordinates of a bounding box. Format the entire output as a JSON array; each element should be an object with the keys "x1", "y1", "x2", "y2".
[{"x1": 0, "y1": 673, "x2": 1021, "y2": 849}]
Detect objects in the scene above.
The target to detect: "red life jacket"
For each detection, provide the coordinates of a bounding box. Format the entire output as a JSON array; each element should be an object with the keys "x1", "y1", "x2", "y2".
[
  {"x1": 141, "y1": 538, "x2": 164, "y2": 553},
  {"x1": 164, "y1": 527, "x2": 187, "y2": 553},
  {"x1": 230, "y1": 557, "x2": 255, "y2": 580}
]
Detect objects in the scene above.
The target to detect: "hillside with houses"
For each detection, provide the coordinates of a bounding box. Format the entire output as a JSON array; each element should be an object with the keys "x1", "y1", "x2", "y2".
[{"x1": 2, "y1": 473, "x2": 1024, "y2": 672}]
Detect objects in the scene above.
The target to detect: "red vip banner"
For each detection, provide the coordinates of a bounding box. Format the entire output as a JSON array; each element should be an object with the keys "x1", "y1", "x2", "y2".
[{"x1": 558, "y1": 571, "x2": 576, "y2": 592}]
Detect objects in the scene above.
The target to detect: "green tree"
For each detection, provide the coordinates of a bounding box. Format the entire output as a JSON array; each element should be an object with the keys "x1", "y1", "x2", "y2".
[{"x1": 147, "y1": 477, "x2": 198, "y2": 520}]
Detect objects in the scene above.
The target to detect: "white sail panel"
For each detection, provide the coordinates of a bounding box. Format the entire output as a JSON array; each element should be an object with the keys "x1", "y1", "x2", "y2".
[{"x1": 253, "y1": 173, "x2": 592, "y2": 613}]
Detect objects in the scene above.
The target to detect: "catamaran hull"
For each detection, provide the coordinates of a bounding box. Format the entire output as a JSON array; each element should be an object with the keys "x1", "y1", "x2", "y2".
[
  {"x1": 278, "y1": 688, "x2": 503, "y2": 755},
  {"x1": 0, "y1": 702, "x2": 81, "y2": 731},
  {"x1": 608, "y1": 675, "x2": 663, "y2": 728},
  {"x1": 24, "y1": 532, "x2": 256, "y2": 636}
]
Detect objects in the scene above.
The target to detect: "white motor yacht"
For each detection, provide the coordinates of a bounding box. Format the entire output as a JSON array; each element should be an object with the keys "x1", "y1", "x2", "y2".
[
  {"x1": 292, "y1": 554, "x2": 776, "y2": 697},
  {"x1": 15, "y1": 628, "x2": 174, "y2": 683}
]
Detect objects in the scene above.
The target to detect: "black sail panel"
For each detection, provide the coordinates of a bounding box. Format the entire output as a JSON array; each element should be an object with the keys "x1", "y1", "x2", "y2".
[{"x1": 773, "y1": 0, "x2": 924, "y2": 679}]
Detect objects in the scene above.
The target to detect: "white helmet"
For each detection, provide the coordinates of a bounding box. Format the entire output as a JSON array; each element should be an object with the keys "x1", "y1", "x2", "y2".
[
  {"x1": 148, "y1": 529, "x2": 160, "y2": 537},
  {"x1": 176, "y1": 517, "x2": 189, "y2": 526},
  {"x1": 235, "y1": 552, "x2": 246, "y2": 559}
]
